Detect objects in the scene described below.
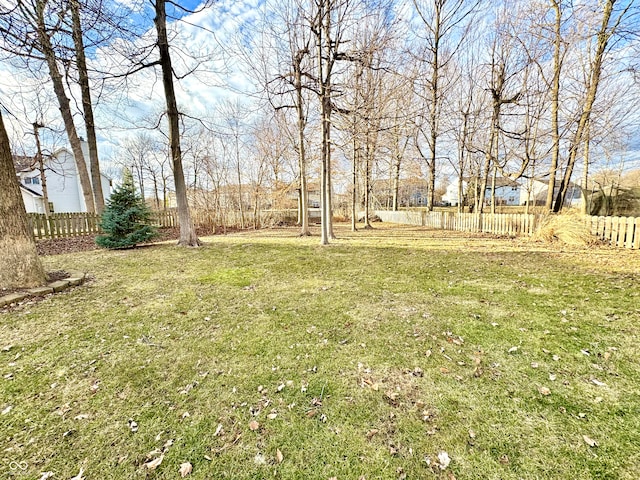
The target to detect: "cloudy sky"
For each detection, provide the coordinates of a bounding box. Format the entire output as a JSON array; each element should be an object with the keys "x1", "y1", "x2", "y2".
[{"x1": 0, "y1": 0, "x2": 264, "y2": 164}]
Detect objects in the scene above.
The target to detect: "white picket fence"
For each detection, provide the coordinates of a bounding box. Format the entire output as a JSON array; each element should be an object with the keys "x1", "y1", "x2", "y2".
[{"x1": 373, "y1": 210, "x2": 640, "y2": 250}]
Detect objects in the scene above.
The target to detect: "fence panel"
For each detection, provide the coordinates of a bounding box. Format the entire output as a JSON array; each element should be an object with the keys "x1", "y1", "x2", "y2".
[{"x1": 373, "y1": 210, "x2": 638, "y2": 250}]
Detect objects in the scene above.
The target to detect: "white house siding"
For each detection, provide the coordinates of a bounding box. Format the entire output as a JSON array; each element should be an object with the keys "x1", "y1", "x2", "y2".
[
  {"x1": 443, "y1": 180, "x2": 467, "y2": 206},
  {"x1": 48, "y1": 150, "x2": 84, "y2": 212},
  {"x1": 17, "y1": 142, "x2": 111, "y2": 213},
  {"x1": 20, "y1": 187, "x2": 45, "y2": 213}
]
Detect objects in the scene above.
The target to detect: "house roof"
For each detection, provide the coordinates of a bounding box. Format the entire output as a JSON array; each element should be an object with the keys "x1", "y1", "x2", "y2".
[
  {"x1": 492, "y1": 178, "x2": 520, "y2": 188},
  {"x1": 20, "y1": 184, "x2": 43, "y2": 198}
]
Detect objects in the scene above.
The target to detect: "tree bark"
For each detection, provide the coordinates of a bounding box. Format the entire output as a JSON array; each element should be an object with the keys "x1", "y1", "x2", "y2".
[
  {"x1": 351, "y1": 134, "x2": 358, "y2": 231},
  {"x1": 235, "y1": 133, "x2": 245, "y2": 229},
  {"x1": 70, "y1": 0, "x2": 104, "y2": 213},
  {"x1": 545, "y1": 0, "x2": 562, "y2": 211},
  {"x1": 581, "y1": 121, "x2": 590, "y2": 214},
  {"x1": 33, "y1": 122, "x2": 50, "y2": 215},
  {"x1": 154, "y1": 0, "x2": 200, "y2": 246},
  {"x1": 0, "y1": 111, "x2": 47, "y2": 289},
  {"x1": 294, "y1": 55, "x2": 310, "y2": 236},
  {"x1": 426, "y1": 5, "x2": 440, "y2": 213},
  {"x1": 318, "y1": 0, "x2": 330, "y2": 245},
  {"x1": 35, "y1": 0, "x2": 95, "y2": 213}
]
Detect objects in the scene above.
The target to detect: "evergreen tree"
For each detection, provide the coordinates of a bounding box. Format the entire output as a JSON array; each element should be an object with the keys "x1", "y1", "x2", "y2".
[{"x1": 96, "y1": 169, "x2": 158, "y2": 249}]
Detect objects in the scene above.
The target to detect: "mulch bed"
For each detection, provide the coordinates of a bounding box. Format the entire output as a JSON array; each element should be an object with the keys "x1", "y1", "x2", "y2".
[{"x1": 35, "y1": 226, "x2": 217, "y2": 256}]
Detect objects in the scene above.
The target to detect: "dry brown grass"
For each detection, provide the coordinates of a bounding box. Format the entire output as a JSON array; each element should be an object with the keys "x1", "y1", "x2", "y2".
[{"x1": 532, "y1": 210, "x2": 600, "y2": 246}]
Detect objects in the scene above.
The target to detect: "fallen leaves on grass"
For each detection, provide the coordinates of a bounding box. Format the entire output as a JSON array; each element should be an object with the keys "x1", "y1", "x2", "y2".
[
  {"x1": 437, "y1": 451, "x2": 451, "y2": 470},
  {"x1": 179, "y1": 462, "x2": 193, "y2": 477},
  {"x1": 276, "y1": 448, "x2": 284, "y2": 463},
  {"x1": 538, "y1": 386, "x2": 551, "y2": 396},
  {"x1": 249, "y1": 420, "x2": 260, "y2": 431},
  {"x1": 145, "y1": 455, "x2": 164, "y2": 471},
  {"x1": 583, "y1": 435, "x2": 598, "y2": 447},
  {"x1": 591, "y1": 378, "x2": 607, "y2": 387}
]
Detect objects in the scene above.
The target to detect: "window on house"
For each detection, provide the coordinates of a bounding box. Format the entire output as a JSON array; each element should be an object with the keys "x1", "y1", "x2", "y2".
[
  {"x1": 24, "y1": 177, "x2": 32, "y2": 184},
  {"x1": 31, "y1": 177, "x2": 40, "y2": 185}
]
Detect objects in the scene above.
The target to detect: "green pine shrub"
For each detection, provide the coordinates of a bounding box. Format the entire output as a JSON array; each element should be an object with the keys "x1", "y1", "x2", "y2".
[{"x1": 96, "y1": 170, "x2": 158, "y2": 249}]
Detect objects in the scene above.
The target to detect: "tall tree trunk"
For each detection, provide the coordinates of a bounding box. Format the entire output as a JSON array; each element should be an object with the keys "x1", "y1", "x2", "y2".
[
  {"x1": 490, "y1": 167, "x2": 497, "y2": 214},
  {"x1": 581, "y1": 121, "x2": 590, "y2": 214},
  {"x1": 33, "y1": 122, "x2": 49, "y2": 215},
  {"x1": 154, "y1": 0, "x2": 199, "y2": 246},
  {"x1": 0, "y1": 111, "x2": 47, "y2": 289},
  {"x1": 427, "y1": 65, "x2": 438, "y2": 212},
  {"x1": 35, "y1": 0, "x2": 95, "y2": 213},
  {"x1": 318, "y1": 0, "x2": 330, "y2": 245},
  {"x1": 392, "y1": 149, "x2": 401, "y2": 211},
  {"x1": 363, "y1": 136, "x2": 372, "y2": 229},
  {"x1": 552, "y1": 0, "x2": 617, "y2": 212},
  {"x1": 545, "y1": 0, "x2": 563, "y2": 211},
  {"x1": 235, "y1": 134, "x2": 245, "y2": 229},
  {"x1": 70, "y1": 0, "x2": 104, "y2": 213},
  {"x1": 351, "y1": 126, "x2": 358, "y2": 231},
  {"x1": 294, "y1": 60, "x2": 310, "y2": 235},
  {"x1": 457, "y1": 110, "x2": 469, "y2": 213}
]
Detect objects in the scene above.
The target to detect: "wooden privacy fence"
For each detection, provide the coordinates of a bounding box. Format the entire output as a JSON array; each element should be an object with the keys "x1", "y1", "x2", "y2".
[
  {"x1": 27, "y1": 211, "x2": 178, "y2": 239},
  {"x1": 374, "y1": 210, "x2": 640, "y2": 250},
  {"x1": 26, "y1": 209, "x2": 316, "y2": 240},
  {"x1": 28, "y1": 213, "x2": 102, "y2": 239}
]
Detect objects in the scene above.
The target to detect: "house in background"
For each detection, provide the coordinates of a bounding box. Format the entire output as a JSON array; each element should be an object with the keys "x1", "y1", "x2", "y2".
[
  {"x1": 519, "y1": 177, "x2": 582, "y2": 207},
  {"x1": 14, "y1": 141, "x2": 111, "y2": 213},
  {"x1": 443, "y1": 176, "x2": 582, "y2": 208},
  {"x1": 442, "y1": 177, "x2": 520, "y2": 206}
]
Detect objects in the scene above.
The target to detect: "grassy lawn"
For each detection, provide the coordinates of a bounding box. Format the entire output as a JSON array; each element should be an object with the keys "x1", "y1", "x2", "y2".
[{"x1": 1, "y1": 224, "x2": 639, "y2": 479}]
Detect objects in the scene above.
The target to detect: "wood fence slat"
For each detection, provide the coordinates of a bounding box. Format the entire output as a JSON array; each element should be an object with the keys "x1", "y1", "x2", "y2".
[{"x1": 625, "y1": 217, "x2": 634, "y2": 249}]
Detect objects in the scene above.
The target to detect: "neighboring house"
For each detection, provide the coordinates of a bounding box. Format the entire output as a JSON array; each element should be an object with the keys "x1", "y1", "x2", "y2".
[
  {"x1": 520, "y1": 178, "x2": 582, "y2": 207},
  {"x1": 442, "y1": 180, "x2": 465, "y2": 206},
  {"x1": 444, "y1": 176, "x2": 581, "y2": 207},
  {"x1": 14, "y1": 141, "x2": 111, "y2": 213},
  {"x1": 373, "y1": 176, "x2": 431, "y2": 207},
  {"x1": 491, "y1": 177, "x2": 521, "y2": 205},
  {"x1": 443, "y1": 177, "x2": 519, "y2": 206}
]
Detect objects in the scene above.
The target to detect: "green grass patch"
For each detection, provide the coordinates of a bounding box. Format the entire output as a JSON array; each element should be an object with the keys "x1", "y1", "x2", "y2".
[{"x1": 1, "y1": 225, "x2": 639, "y2": 479}]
